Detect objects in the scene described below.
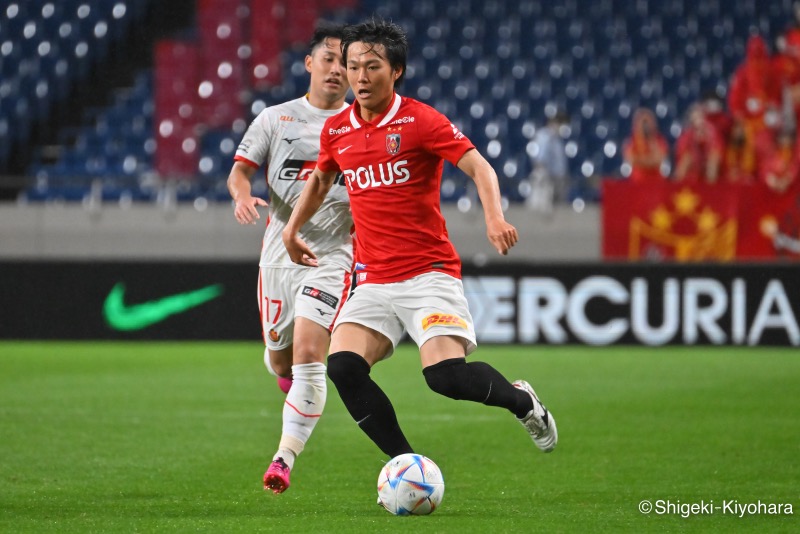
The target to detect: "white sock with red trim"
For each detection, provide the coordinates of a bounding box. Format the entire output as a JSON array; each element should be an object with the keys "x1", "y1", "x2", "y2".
[{"x1": 273, "y1": 362, "x2": 327, "y2": 470}]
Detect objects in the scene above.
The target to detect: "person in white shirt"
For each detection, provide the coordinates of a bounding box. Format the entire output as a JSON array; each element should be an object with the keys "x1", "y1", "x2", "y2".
[
  {"x1": 226, "y1": 23, "x2": 352, "y2": 494},
  {"x1": 527, "y1": 110, "x2": 569, "y2": 213}
]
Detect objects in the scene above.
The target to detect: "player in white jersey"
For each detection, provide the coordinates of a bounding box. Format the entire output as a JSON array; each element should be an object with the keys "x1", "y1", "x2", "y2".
[{"x1": 226, "y1": 23, "x2": 352, "y2": 494}]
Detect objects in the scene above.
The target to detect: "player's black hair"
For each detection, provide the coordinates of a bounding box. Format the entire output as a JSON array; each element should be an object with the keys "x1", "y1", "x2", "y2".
[
  {"x1": 308, "y1": 21, "x2": 347, "y2": 55},
  {"x1": 341, "y1": 17, "x2": 408, "y2": 85}
]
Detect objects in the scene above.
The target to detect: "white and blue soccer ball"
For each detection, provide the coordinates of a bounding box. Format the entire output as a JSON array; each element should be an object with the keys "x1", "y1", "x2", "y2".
[{"x1": 377, "y1": 453, "x2": 445, "y2": 516}]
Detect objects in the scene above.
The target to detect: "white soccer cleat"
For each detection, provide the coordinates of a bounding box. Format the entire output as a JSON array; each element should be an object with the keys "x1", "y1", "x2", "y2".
[{"x1": 513, "y1": 380, "x2": 557, "y2": 452}]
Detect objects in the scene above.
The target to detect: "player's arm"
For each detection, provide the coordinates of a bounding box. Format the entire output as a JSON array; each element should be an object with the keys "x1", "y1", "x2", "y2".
[
  {"x1": 457, "y1": 148, "x2": 518, "y2": 255},
  {"x1": 227, "y1": 160, "x2": 268, "y2": 225},
  {"x1": 673, "y1": 151, "x2": 692, "y2": 182},
  {"x1": 281, "y1": 167, "x2": 338, "y2": 267}
]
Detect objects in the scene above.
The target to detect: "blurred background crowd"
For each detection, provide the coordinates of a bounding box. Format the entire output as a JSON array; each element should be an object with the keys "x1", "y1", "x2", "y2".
[
  {"x1": 0, "y1": 0, "x2": 797, "y2": 208},
  {"x1": 624, "y1": 29, "x2": 800, "y2": 196}
]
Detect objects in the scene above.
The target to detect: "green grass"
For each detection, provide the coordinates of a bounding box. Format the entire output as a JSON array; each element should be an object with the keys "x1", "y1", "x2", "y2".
[{"x1": 1, "y1": 343, "x2": 798, "y2": 533}]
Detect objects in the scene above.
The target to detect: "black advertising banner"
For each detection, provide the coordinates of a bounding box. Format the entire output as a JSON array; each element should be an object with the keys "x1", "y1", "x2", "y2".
[
  {"x1": 462, "y1": 263, "x2": 800, "y2": 346},
  {"x1": 0, "y1": 261, "x2": 261, "y2": 340},
  {"x1": 1, "y1": 261, "x2": 798, "y2": 346}
]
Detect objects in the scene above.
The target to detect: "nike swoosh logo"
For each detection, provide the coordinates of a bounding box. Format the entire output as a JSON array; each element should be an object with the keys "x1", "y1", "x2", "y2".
[
  {"x1": 338, "y1": 145, "x2": 353, "y2": 154},
  {"x1": 103, "y1": 282, "x2": 224, "y2": 331}
]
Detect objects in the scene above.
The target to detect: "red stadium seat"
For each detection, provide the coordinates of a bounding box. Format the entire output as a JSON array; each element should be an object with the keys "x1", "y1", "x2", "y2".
[{"x1": 249, "y1": 0, "x2": 284, "y2": 88}]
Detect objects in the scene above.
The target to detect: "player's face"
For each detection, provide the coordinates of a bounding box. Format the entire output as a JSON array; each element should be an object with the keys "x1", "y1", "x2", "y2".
[
  {"x1": 306, "y1": 38, "x2": 348, "y2": 106},
  {"x1": 346, "y1": 41, "x2": 402, "y2": 116}
]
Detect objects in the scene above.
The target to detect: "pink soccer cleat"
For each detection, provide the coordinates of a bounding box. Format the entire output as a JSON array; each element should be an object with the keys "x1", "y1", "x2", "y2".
[
  {"x1": 277, "y1": 376, "x2": 293, "y2": 394},
  {"x1": 263, "y1": 457, "x2": 291, "y2": 494}
]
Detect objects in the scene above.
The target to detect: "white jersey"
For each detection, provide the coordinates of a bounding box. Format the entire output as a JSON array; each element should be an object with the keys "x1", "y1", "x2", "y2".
[{"x1": 235, "y1": 96, "x2": 353, "y2": 269}]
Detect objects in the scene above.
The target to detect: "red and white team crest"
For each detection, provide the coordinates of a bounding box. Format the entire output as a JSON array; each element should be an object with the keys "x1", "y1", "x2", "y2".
[{"x1": 386, "y1": 133, "x2": 401, "y2": 154}]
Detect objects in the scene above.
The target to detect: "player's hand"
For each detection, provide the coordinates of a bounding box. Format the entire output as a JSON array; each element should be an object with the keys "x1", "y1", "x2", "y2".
[
  {"x1": 233, "y1": 196, "x2": 268, "y2": 225},
  {"x1": 487, "y1": 219, "x2": 518, "y2": 256},
  {"x1": 282, "y1": 230, "x2": 318, "y2": 267}
]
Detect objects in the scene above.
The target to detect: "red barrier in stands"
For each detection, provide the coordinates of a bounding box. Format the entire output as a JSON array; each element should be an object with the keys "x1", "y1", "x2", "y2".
[
  {"x1": 249, "y1": 0, "x2": 284, "y2": 88},
  {"x1": 154, "y1": 40, "x2": 201, "y2": 177},
  {"x1": 602, "y1": 180, "x2": 800, "y2": 261},
  {"x1": 197, "y1": 0, "x2": 247, "y2": 128}
]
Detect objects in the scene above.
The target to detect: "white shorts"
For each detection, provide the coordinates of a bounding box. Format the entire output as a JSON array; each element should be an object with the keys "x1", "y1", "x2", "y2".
[
  {"x1": 258, "y1": 260, "x2": 352, "y2": 351},
  {"x1": 334, "y1": 271, "x2": 477, "y2": 359}
]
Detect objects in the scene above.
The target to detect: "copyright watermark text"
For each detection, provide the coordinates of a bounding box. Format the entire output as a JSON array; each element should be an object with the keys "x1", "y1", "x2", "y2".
[{"x1": 639, "y1": 499, "x2": 794, "y2": 518}]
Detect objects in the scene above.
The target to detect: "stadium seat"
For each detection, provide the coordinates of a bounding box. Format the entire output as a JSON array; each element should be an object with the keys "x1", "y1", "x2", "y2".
[
  {"x1": 15, "y1": 0, "x2": 798, "y2": 203},
  {"x1": 6, "y1": 0, "x2": 147, "y2": 176}
]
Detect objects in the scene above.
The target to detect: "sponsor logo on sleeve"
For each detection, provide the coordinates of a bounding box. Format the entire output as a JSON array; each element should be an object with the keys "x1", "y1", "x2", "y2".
[{"x1": 421, "y1": 313, "x2": 468, "y2": 331}]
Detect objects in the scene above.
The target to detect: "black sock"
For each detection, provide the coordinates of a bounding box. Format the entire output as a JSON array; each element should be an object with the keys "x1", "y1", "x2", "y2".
[
  {"x1": 327, "y1": 351, "x2": 414, "y2": 457},
  {"x1": 423, "y1": 358, "x2": 534, "y2": 418}
]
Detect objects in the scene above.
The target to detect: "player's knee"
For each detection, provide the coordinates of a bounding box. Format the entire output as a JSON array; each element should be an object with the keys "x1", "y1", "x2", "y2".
[
  {"x1": 423, "y1": 358, "x2": 467, "y2": 400},
  {"x1": 291, "y1": 326, "x2": 329, "y2": 365},
  {"x1": 327, "y1": 351, "x2": 370, "y2": 389},
  {"x1": 292, "y1": 342, "x2": 327, "y2": 366},
  {"x1": 264, "y1": 349, "x2": 291, "y2": 378}
]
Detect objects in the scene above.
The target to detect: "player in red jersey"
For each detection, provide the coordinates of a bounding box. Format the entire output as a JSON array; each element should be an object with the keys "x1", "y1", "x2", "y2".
[{"x1": 282, "y1": 19, "x2": 557, "y2": 458}]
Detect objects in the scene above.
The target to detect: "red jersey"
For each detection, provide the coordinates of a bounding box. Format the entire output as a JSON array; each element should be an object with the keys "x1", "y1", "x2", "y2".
[
  {"x1": 622, "y1": 136, "x2": 668, "y2": 185},
  {"x1": 317, "y1": 94, "x2": 475, "y2": 284},
  {"x1": 674, "y1": 120, "x2": 724, "y2": 183},
  {"x1": 728, "y1": 36, "x2": 781, "y2": 124}
]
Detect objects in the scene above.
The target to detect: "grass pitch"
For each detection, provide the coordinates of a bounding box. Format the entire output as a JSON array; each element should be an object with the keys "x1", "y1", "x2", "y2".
[{"x1": 1, "y1": 342, "x2": 798, "y2": 533}]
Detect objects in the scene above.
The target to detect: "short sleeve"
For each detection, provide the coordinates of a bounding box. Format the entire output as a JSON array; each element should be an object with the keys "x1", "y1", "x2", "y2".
[
  {"x1": 419, "y1": 106, "x2": 475, "y2": 166},
  {"x1": 234, "y1": 111, "x2": 272, "y2": 167},
  {"x1": 316, "y1": 116, "x2": 341, "y2": 173}
]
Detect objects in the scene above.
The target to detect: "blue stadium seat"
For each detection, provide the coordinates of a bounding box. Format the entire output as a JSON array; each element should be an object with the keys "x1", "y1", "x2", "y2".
[
  {"x1": 8, "y1": 0, "x2": 148, "y2": 176},
  {"x1": 16, "y1": 0, "x2": 797, "y2": 203}
]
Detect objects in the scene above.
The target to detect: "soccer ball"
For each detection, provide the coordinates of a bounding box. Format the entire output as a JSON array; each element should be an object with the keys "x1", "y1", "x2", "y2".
[{"x1": 377, "y1": 453, "x2": 445, "y2": 516}]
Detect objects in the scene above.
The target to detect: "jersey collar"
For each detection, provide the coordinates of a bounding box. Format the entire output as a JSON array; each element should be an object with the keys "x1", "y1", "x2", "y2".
[
  {"x1": 349, "y1": 93, "x2": 403, "y2": 129},
  {"x1": 301, "y1": 94, "x2": 349, "y2": 115}
]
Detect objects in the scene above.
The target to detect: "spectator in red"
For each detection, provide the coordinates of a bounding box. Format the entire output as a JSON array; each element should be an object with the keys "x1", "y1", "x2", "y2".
[
  {"x1": 759, "y1": 128, "x2": 799, "y2": 194},
  {"x1": 622, "y1": 107, "x2": 669, "y2": 184},
  {"x1": 673, "y1": 104, "x2": 724, "y2": 183},
  {"x1": 727, "y1": 35, "x2": 782, "y2": 147},
  {"x1": 774, "y1": 29, "x2": 800, "y2": 127},
  {"x1": 700, "y1": 90, "x2": 733, "y2": 143},
  {"x1": 722, "y1": 119, "x2": 757, "y2": 184}
]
